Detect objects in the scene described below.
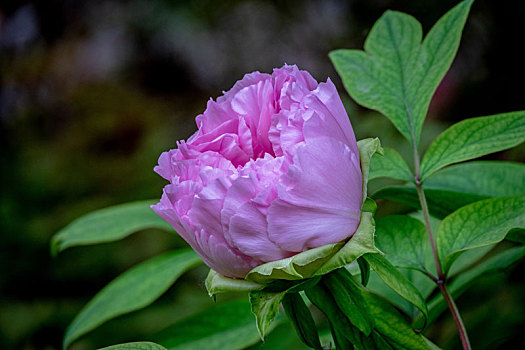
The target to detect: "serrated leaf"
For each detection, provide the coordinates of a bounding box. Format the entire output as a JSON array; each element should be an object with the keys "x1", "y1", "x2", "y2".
[
  {"x1": 51, "y1": 200, "x2": 172, "y2": 255},
  {"x1": 369, "y1": 147, "x2": 413, "y2": 182},
  {"x1": 437, "y1": 196, "x2": 525, "y2": 274},
  {"x1": 421, "y1": 246, "x2": 525, "y2": 325},
  {"x1": 64, "y1": 250, "x2": 202, "y2": 349},
  {"x1": 421, "y1": 111, "x2": 525, "y2": 180},
  {"x1": 375, "y1": 215, "x2": 433, "y2": 273},
  {"x1": 330, "y1": 0, "x2": 473, "y2": 147},
  {"x1": 154, "y1": 299, "x2": 278, "y2": 350},
  {"x1": 99, "y1": 342, "x2": 167, "y2": 350},
  {"x1": 282, "y1": 293, "x2": 323, "y2": 349},
  {"x1": 363, "y1": 253, "x2": 428, "y2": 323}
]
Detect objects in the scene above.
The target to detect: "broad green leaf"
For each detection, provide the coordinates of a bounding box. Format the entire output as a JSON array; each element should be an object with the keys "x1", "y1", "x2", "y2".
[
  {"x1": 51, "y1": 200, "x2": 172, "y2": 255},
  {"x1": 424, "y1": 161, "x2": 525, "y2": 196},
  {"x1": 330, "y1": 0, "x2": 473, "y2": 147},
  {"x1": 437, "y1": 196, "x2": 525, "y2": 273},
  {"x1": 282, "y1": 293, "x2": 323, "y2": 349},
  {"x1": 360, "y1": 290, "x2": 436, "y2": 350},
  {"x1": 421, "y1": 246, "x2": 525, "y2": 325},
  {"x1": 363, "y1": 253, "x2": 428, "y2": 321},
  {"x1": 366, "y1": 269, "x2": 435, "y2": 321},
  {"x1": 373, "y1": 186, "x2": 486, "y2": 219},
  {"x1": 155, "y1": 299, "x2": 279, "y2": 350},
  {"x1": 249, "y1": 291, "x2": 286, "y2": 340},
  {"x1": 374, "y1": 162, "x2": 525, "y2": 218},
  {"x1": 100, "y1": 342, "x2": 167, "y2": 350},
  {"x1": 369, "y1": 147, "x2": 413, "y2": 182},
  {"x1": 63, "y1": 250, "x2": 202, "y2": 349},
  {"x1": 421, "y1": 111, "x2": 525, "y2": 180},
  {"x1": 323, "y1": 269, "x2": 373, "y2": 335},
  {"x1": 375, "y1": 215, "x2": 433, "y2": 273}
]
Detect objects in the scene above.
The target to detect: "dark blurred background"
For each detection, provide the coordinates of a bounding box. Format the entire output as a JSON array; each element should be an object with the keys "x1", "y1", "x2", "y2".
[{"x1": 1, "y1": 0, "x2": 524, "y2": 349}]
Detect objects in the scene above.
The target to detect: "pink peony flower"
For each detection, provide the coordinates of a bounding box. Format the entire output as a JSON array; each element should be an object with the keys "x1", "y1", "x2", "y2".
[{"x1": 152, "y1": 64, "x2": 362, "y2": 278}]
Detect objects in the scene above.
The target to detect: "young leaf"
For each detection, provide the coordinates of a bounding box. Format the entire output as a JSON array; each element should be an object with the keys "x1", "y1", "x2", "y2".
[
  {"x1": 369, "y1": 147, "x2": 413, "y2": 182},
  {"x1": 99, "y1": 342, "x2": 167, "y2": 350},
  {"x1": 51, "y1": 200, "x2": 172, "y2": 255},
  {"x1": 421, "y1": 246, "x2": 525, "y2": 325},
  {"x1": 330, "y1": 0, "x2": 473, "y2": 147},
  {"x1": 375, "y1": 215, "x2": 433, "y2": 273},
  {"x1": 437, "y1": 196, "x2": 525, "y2": 274},
  {"x1": 154, "y1": 299, "x2": 278, "y2": 350},
  {"x1": 357, "y1": 256, "x2": 371, "y2": 286},
  {"x1": 249, "y1": 290, "x2": 285, "y2": 340},
  {"x1": 281, "y1": 293, "x2": 323, "y2": 349},
  {"x1": 421, "y1": 111, "x2": 525, "y2": 180},
  {"x1": 363, "y1": 253, "x2": 428, "y2": 321},
  {"x1": 63, "y1": 250, "x2": 202, "y2": 349}
]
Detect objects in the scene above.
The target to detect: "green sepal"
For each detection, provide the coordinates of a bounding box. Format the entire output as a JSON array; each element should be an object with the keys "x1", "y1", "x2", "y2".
[{"x1": 205, "y1": 270, "x2": 264, "y2": 296}]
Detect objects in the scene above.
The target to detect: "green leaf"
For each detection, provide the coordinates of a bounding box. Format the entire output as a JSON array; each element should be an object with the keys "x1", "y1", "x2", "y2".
[
  {"x1": 249, "y1": 290, "x2": 286, "y2": 340},
  {"x1": 99, "y1": 342, "x2": 167, "y2": 350},
  {"x1": 360, "y1": 290, "x2": 434, "y2": 350},
  {"x1": 357, "y1": 256, "x2": 371, "y2": 286},
  {"x1": 375, "y1": 215, "x2": 433, "y2": 273},
  {"x1": 369, "y1": 147, "x2": 413, "y2": 182},
  {"x1": 421, "y1": 246, "x2": 525, "y2": 325},
  {"x1": 330, "y1": 0, "x2": 473, "y2": 147},
  {"x1": 374, "y1": 161, "x2": 525, "y2": 218},
  {"x1": 424, "y1": 161, "x2": 525, "y2": 197},
  {"x1": 421, "y1": 111, "x2": 525, "y2": 180},
  {"x1": 281, "y1": 293, "x2": 323, "y2": 349},
  {"x1": 323, "y1": 269, "x2": 373, "y2": 336},
  {"x1": 155, "y1": 299, "x2": 277, "y2": 350},
  {"x1": 51, "y1": 200, "x2": 172, "y2": 255},
  {"x1": 305, "y1": 282, "x2": 369, "y2": 350},
  {"x1": 437, "y1": 196, "x2": 525, "y2": 273},
  {"x1": 63, "y1": 250, "x2": 202, "y2": 349},
  {"x1": 373, "y1": 186, "x2": 486, "y2": 219},
  {"x1": 507, "y1": 229, "x2": 525, "y2": 244},
  {"x1": 363, "y1": 253, "x2": 428, "y2": 322}
]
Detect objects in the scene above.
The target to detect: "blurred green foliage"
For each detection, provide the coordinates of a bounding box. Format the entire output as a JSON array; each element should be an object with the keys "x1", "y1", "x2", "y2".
[{"x1": 0, "y1": 0, "x2": 524, "y2": 349}]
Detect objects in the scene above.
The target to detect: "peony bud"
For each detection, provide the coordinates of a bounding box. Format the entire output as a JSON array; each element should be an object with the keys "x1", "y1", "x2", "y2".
[{"x1": 153, "y1": 64, "x2": 367, "y2": 279}]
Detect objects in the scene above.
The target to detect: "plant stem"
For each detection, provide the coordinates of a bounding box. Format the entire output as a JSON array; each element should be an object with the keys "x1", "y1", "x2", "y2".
[
  {"x1": 413, "y1": 144, "x2": 470, "y2": 349},
  {"x1": 438, "y1": 283, "x2": 472, "y2": 350},
  {"x1": 415, "y1": 183, "x2": 444, "y2": 279}
]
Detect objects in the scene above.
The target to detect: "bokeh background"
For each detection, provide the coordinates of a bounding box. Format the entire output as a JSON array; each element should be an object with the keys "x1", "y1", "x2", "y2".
[{"x1": 1, "y1": 0, "x2": 524, "y2": 349}]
